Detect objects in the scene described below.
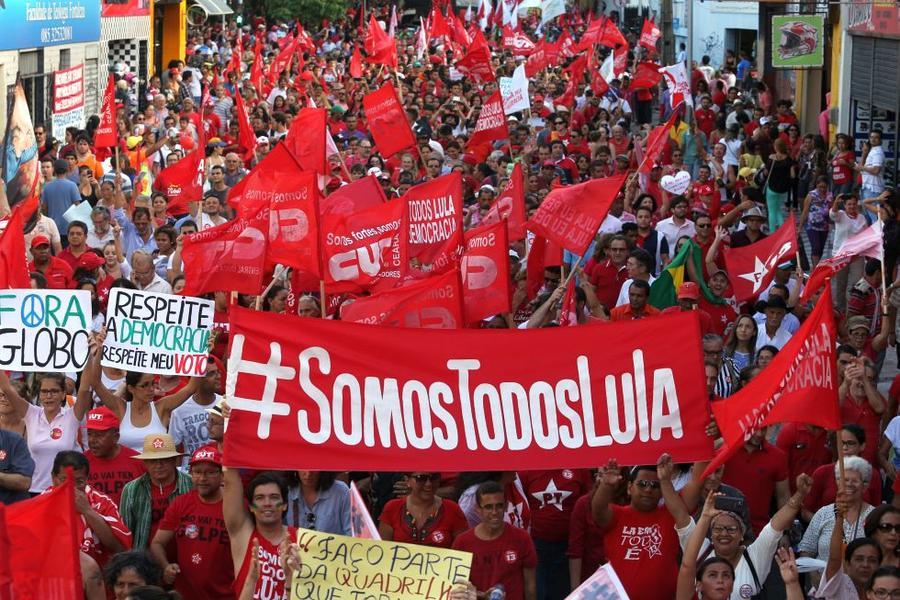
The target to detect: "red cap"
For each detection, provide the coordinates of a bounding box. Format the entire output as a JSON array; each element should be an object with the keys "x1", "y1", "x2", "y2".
[
  {"x1": 86, "y1": 407, "x2": 121, "y2": 431},
  {"x1": 77, "y1": 252, "x2": 105, "y2": 270},
  {"x1": 189, "y1": 445, "x2": 223, "y2": 467},
  {"x1": 30, "y1": 235, "x2": 50, "y2": 249},
  {"x1": 677, "y1": 282, "x2": 700, "y2": 300},
  {"x1": 542, "y1": 159, "x2": 556, "y2": 167},
  {"x1": 533, "y1": 94, "x2": 544, "y2": 102}
]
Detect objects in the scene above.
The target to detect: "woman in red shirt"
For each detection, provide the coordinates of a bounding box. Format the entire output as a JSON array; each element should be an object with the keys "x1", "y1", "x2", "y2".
[
  {"x1": 840, "y1": 359, "x2": 887, "y2": 466},
  {"x1": 378, "y1": 472, "x2": 468, "y2": 549},
  {"x1": 830, "y1": 133, "x2": 857, "y2": 196}
]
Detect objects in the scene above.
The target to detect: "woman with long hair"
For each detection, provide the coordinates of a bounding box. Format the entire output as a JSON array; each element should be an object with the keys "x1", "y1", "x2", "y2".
[
  {"x1": 723, "y1": 314, "x2": 758, "y2": 372},
  {"x1": 800, "y1": 175, "x2": 834, "y2": 266},
  {"x1": 865, "y1": 505, "x2": 900, "y2": 568},
  {"x1": 830, "y1": 133, "x2": 858, "y2": 196},
  {"x1": 764, "y1": 138, "x2": 796, "y2": 230}
]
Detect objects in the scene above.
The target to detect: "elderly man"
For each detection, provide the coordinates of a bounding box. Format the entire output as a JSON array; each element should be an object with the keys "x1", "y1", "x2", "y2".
[
  {"x1": 132, "y1": 250, "x2": 172, "y2": 294},
  {"x1": 223, "y1": 153, "x2": 247, "y2": 187},
  {"x1": 86, "y1": 206, "x2": 115, "y2": 249}
]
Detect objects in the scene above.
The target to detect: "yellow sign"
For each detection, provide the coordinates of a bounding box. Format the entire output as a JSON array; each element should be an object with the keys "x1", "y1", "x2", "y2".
[{"x1": 291, "y1": 528, "x2": 473, "y2": 600}]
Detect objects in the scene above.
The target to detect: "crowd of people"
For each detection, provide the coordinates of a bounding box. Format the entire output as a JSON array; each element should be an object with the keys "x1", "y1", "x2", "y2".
[{"x1": 2, "y1": 2, "x2": 900, "y2": 599}]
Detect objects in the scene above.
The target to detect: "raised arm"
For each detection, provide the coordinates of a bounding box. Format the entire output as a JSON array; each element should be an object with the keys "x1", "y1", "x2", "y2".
[
  {"x1": 223, "y1": 466, "x2": 253, "y2": 550},
  {"x1": 90, "y1": 371, "x2": 126, "y2": 420},
  {"x1": 156, "y1": 377, "x2": 201, "y2": 424},
  {"x1": 0, "y1": 371, "x2": 32, "y2": 419},
  {"x1": 770, "y1": 474, "x2": 811, "y2": 532},
  {"x1": 73, "y1": 337, "x2": 103, "y2": 421},
  {"x1": 676, "y1": 491, "x2": 719, "y2": 600},
  {"x1": 590, "y1": 459, "x2": 621, "y2": 527},
  {"x1": 658, "y1": 453, "x2": 691, "y2": 528},
  {"x1": 825, "y1": 496, "x2": 847, "y2": 581}
]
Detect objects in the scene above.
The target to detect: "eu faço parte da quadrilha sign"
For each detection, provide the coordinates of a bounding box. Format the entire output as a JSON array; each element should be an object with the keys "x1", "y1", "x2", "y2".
[{"x1": 0, "y1": 290, "x2": 92, "y2": 371}]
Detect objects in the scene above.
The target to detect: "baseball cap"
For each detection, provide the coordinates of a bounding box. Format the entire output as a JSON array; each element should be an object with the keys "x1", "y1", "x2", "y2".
[
  {"x1": 846, "y1": 315, "x2": 870, "y2": 332},
  {"x1": 30, "y1": 235, "x2": 50, "y2": 249},
  {"x1": 480, "y1": 184, "x2": 497, "y2": 194},
  {"x1": 126, "y1": 136, "x2": 143, "y2": 150},
  {"x1": 189, "y1": 445, "x2": 223, "y2": 467},
  {"x1": 709, "y1": 268, "x2": 731, "y2": 282},
  {"x1": 256, "y1": 136, "x2": 269, "y2": 145},
  {"x1": 77, "y1": 252, "x2": 105, "y2": 270},
  {"x1": 677, "y1": 282, "x2": 700, "y2": 301},
  {"x1": 86, "y1": 407, "x2": 120, "y2": 431},
  {"x1": 133, "y1": 434, "x2": 184, "y2": 460}
]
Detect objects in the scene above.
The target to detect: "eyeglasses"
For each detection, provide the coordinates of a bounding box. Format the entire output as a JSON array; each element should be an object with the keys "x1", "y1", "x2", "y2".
[
  {"x1": 696, "y1": 223, "x2": 712, "y2": 229},
  {"x1": 841, "y1": 439, "x2": 860, "y2": 447},
  {"x1": 410, "y1": 473, "x2": 441, "y2": 484},
  {"x1": 877, "y1": 523, "x2": 900, "y2": 533},
  {"x1": 40, "y1": 388, "x2": 63, "y2": 395},
  {"x1": 711, "y1": 525, "x2": 740, "y2": 535},
  {"x1": 871, "y1": 590, "x2": 900, "y2": 599},
  {"x1": 634, "y1": 479, "x2": 660, "y2": 490},
  {"x1": 555, "y1": 121, "x2": 565, "y2": 126}
]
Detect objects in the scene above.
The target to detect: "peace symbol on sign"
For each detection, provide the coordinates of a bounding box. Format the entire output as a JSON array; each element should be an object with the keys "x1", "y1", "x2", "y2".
[{"x1": 20, "y1": 294, "x2": 45, "y2": 328}]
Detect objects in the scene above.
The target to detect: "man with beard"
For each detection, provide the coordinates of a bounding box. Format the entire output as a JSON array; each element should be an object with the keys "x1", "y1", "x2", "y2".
[{"x1": 151, "y1": 446, "x2": 234, "y2": 599}]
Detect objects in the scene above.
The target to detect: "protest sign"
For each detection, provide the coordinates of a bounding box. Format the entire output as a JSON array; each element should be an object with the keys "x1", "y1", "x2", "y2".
[
  {"x1": 0, "y1": 290, "x2": 91, "y2": 371},
  {"x1": 349, "y1": 482, "x2": 380, "y2": 540},
  {"x1": 62, "y1": 200, "x2": 92, "y2": 225},
  {"x1": 291, "y1": 528, "x2": 471, "y2": 600},
  {"x1": 102, "y1": 288, "x2": 215, "y2": 376},
  {"x1": 223, "y1": 308, "x2": 713, "y2": 471},
  {"x1": 52, "y1": 65, "x2": 85, "y2": 140},
  {"x1": 566, "y1": 564, "x2": 630, "y2": 599}
]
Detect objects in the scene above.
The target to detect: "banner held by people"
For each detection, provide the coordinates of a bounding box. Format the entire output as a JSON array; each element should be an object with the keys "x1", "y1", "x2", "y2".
[
  {"x1": 102, "y1": 288, "x2": 215, "y2": 376},
  {"x1": 224, "y1": 308, "x2": 713, "y2": 471},
  {"x1": 0, "y1": 290, "x2": 91, "y2": 371}
]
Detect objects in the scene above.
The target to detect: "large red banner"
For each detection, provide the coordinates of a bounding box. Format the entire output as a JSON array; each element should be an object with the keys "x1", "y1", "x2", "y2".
[
  {"x1": 223, "y1": 309, "x2": 714, "y2": 471},
  {"x1": 402, "y1": 172, "x2": 464, "y2": 274}
]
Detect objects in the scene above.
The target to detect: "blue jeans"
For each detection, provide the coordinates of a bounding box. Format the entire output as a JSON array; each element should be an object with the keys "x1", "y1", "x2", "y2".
[{"x1": 534, "y1": 538, "x2": 570, "y2": 600}]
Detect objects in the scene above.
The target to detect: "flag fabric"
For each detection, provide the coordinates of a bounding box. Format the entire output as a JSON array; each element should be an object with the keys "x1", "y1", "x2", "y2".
[
  {"x1": 234, "y1": 90, "x2": 258, "y2": 161},
  {"x1": 723, "y1": 216, "x2": 798, "y2": 302},
  {"x1": 341, "y1": 268, "x2": 464, "y2": 328},
  {"x1": 702, "y1": 286, "x2": 841, "y2": 479},
  {"x1": 181, "y1": 212, "x2": 267, "y2": 296},
  {"x1": 249, "y1": 41, "x2": 264, "y2": 92},
  {"x1": 649, "y1": 239, "x2": 725, "y2": 309},
  {"x1": 639, "y1": 19, "x2": 662, "y2": 51},
  {"x1": 4, "y1": 475, "x2": 82, "y2": 598},
  {"x1": 320, "y1": 174, "x2": 387, "y2": 217},
  {"x1": 478, "y1": 0, "x2": 492, "y2": 30},
  {"x1": 388, "y1": 5, "x2": 398, "y2": 36},
  {"x1": 93, "y1": 75, "x2": 117, "y2": 148},
  {"x1": 283, "y1": 108, "x2": 329, "y2": 175},
  {"x1": 659, "y1": 62, "x2": 694, "y2": 107},
  {"x1": 539, "y1": 0, "x2": 566, "y2": 28},
  {"x1": 502, "y1": 26, "x2": 535, "y2": 55},
  {"x1": 638, "y1": 106, "x2": 682, "y2": 173},
  {"x1": 455, "y1": 30, "x2": 496, "y2": 82},
  {"x1": 321, "y1": 198, "x2": 408, "y2": 293},
  {"x1": 524, "y1": 39, "x2": 552, "y2": 77},
  {"x1": 364, "y1": 15, "x2": 397, "y2": 68},
  {"x1": 800, "y1": 222, "x2": 884, "y2": 304},
  {"x1": 402, "y1": 172, "x2": 464, "y2": 274},
  {"x1": 483, "y1": 162, "x2": 526, "y2": 240},
  {"x1": 527, "y1": 174, "x2": 627, "y2": 255},
  {"x1": 0, "y1": 195, "x2": 37, "y2": 288},
  {"x1": 613, "y1": 44, "x2": 629, "y2": 77},
  {"x1": 462, "y1": 220, "x2": 511, "y2": 322},
  {"x1": 558, "y1": 276, "x2": 578, "y2": 326},
  {"x1": 632, "y1": 61, "x2": 664, "y2": 90},
  {"x1": 268, "y1": 34, "x2": 300, "y2": 83},
  {"x1": 349, "y1": 482, "x2": 381, "y2": 540},
  {"x1": 152, "y1": 146, "x2": 205, "y2": 214},
  {"x1": 362, "y1": 84, "x2": 417, "y2": 159},
  {"x1": 467, "y1": 91, "x2": 508, "y2": 162},
  {"x1": 429, "y1": 5, "x2": 451, "y2": 38},
  {"x1": 349, "y1": 46, "x2": 364, "y2": 78}
]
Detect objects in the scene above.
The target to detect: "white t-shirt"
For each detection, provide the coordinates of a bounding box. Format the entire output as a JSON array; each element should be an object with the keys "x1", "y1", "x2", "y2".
[
  {"x1": 24, "y1": 404, "x2": 83, "y2": 493},
  {"x1": 169, "y1": 394, "x2": 222, "y2": 467},
  {"x1": 828, "y1": 209, "x2": 867, "y2": 251},
  {"x1": 862, "y1": 145, "x2": 885, "y2": 191}
]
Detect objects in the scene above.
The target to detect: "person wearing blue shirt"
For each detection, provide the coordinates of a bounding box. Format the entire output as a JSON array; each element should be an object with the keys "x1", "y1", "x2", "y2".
[
  {"x1": 0, "y1": 428, "x2": 35, "y2": 505},
  {"x1": 41, "y1": 159, "x2": 81, "y2": 242}
]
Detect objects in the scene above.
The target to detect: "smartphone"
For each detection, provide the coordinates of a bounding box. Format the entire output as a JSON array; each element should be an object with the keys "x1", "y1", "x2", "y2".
[
  {"x1": 714, "y1": 495, "x2": 745, "y2": 514},
  {"x1": 452, "y1": 96, "x2": 461, "y2": 103}
]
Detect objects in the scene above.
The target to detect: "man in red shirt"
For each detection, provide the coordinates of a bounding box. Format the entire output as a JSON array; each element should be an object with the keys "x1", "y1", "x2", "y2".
[
  {"x1": 28, "y1": 235, "x2": 73, "y2": 289},
  {"x1": 519, "y1": 469, "x2": 592, "y2": 599},
  {"x1": 588, "y1": 235, "x2": 629, "y2": 310},
  {"x1": 151, "y1": 445, "x2": 235, "y2": 600},
  {"x1": 694, "y1": 95, "x2": 717, "y2": 138},
  {"x1": 699, "y1": 269, "x2": 738, "y2": 336},
  {"x1": 84, "y1": 407, "x2": 145, "y2": 505},
  {"x1": 49, "y1": 451, "x2": 132, "y2": 569},
  {"x1": 720, "y1": 429, "x2": 791, "y2": 535},
  {"x1": 609, "y1": 280, "x2": 661, "y2": 321},
  {"x1": 660, "y1": 282, "x2": 715, "y2": 334},
  {"x1": 775, "y1": 423, "x2": 832, "y2": 493},
  {"x1": 592, "y1": 459, "x2": 680, "y2": 600},
  {"x1": 452, "y1": 481, "x2": 537, "y2": 600}
]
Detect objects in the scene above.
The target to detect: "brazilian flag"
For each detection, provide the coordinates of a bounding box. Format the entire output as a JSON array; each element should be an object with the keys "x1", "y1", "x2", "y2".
[{"x1": 649, "y1": 239, "x2": 725, "y2": 309}]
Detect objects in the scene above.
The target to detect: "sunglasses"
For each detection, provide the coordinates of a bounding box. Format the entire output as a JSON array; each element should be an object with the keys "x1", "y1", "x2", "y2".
[
  {"x1": 634, "y1": 479, "x2": 661, "y2": 490},
  {"x1": 410, "y1": 473, "x2": 441, "y2": 484},
  {"x1": 877, "y1": 523, "x2": 900, "y2": 533}
]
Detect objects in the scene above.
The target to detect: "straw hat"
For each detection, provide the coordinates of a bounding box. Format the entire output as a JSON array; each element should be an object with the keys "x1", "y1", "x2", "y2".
[{"x1": 133, "y1": 434, "x2": 184, "y2": 460}]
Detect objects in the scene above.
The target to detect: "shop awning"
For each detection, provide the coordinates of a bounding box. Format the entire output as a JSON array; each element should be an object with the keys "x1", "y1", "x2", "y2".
[{"x1": 193, "y1": 0, "x2": 233, "y2": 16}]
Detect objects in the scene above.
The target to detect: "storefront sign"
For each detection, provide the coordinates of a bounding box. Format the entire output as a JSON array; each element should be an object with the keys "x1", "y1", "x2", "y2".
[
  {"x1": 0, "y1": 1, "x2": 101, "y2": 50},
  {"x1": 848, "y1": 0, "x2": 900, "y2": 38},
  {"x1": 771, "y1": 15, "x2": 825, "y2": 68}
]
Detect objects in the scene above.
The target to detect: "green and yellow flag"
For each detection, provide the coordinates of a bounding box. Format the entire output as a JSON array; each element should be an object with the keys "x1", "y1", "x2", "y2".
[{"x1": 649, "y1": 239, "x2": 725, "y2": 309}]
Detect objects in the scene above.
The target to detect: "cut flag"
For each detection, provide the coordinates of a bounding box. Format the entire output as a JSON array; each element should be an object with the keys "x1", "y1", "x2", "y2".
[
  {"x1": 462, "y1": 220, "x2": 511, "y2": 323},
  {"x1": 0, "y1": 195, "x2": 38, "y2": 288},
  {"x1": 527, "y1": 173, "x2": 627, "y2": 255},
  {"x1": 350, "y1": 482, "x2": 381, "y2": 539},
  {"x1": 467, "y1": 91, "x2": 508, "y2": 162},
  {"x1": 283, "y1": 108, "x2": 329, "y2": 175},
  {"x1": 649, "y1": 238, "x2": 725, "y2": 309},
  {"x1": 800, "y1": 221, "x2": 883, "y2": 304},
  {"x1": 702, "y1": 286, "x2": 841, "y2": 479},
  {"x1": 340, "y1": 268, "x2": 464, "y2": 328},
  {"x1": 152, "y1": 146, "x2": 206, "y2": 214},
  {"x1": 181, "y1": 212, "x2": 267, "y2": 296},
  {"x1": 723, "y1": 215, "x2": 798, "y2": 302}
]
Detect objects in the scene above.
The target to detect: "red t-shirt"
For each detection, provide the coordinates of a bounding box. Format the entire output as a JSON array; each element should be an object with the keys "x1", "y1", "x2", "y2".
[
  {"x1": 233, "y1": 527, "x2": 297, "y2": 600},
  {"x1": 695, "y1": 108, "x2": 716, "y2": 137},
  {"x1": 45, "y1": 485, "x2": 132, "y2": 568},
  {"x1": 831, "y1": 150, "x2": 856, "y2": 185},
  {"x1": 150, "y1": 481, "x2": 177, "y2": 543},
  {"x1": 85, "y1": 445, "x2": 146, "y2": 505},
  {"x1": 452, "y1": 525, "x2": 537, "y2": 600},
  {"x1": 774, "y1": 423, "x2": 832, "y2": 492},
  {"x1": 28, "y1": 257, "x2": 73, "y2": 289},
  {"x1": 840, "y1": 394, "x2": 881, "y2": 465},
  {"x1": 379, "y1": 498, "x2": 468, "y2": 548},
  {"x1": 519, "y1": 469, "x2": 592, "y2": 541},
  {"x1": 588, "y1": 260, "x2": 629, "y2": 310},
  {"x1": 602, "y1": 504, "x2": 679, "y2": 600},
  {"x1": 566, "y1": 493, "x2": 606, "y2": 584},
  {"x1": 158, "y1": 491, "x2": 235, "y2": 600},
  {"x1": 698, "y1": 298, "x2": 738, "y2": 337},
  {"x1": 721, "y1": 442, "x2": 788, "y2": 534}
]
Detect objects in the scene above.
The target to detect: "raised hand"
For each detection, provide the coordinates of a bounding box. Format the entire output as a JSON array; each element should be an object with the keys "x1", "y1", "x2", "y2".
[{"x1": 599, "y1": 459, "x2": 622, "y2": 488}]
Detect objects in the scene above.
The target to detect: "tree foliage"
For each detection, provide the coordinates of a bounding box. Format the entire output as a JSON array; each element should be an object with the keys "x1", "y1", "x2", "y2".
[{"x1": 244, "y1": 0, "x2": 348, "y2": 26}]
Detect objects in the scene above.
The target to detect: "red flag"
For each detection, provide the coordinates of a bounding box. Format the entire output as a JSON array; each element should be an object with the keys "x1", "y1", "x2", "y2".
[
  {"x1": 800, "y1": 222, "x2": 883, "y2": 304},
  {"x1": 557, "y1": 29, "x2": 576, "y2": 59},
  {"x1": 525, "y1": 39, "x2": 552, "y2": 77},
  {"x1": 249, "y1": 42, "x2": 264, "y2": 92},
  {"x1": 349, "y1": 482, "x2": 381, "y2": 539},
  {"x1": 598, "y1": 19, "x2": 628, "y2": 48},
  {"x1": 702, "y1": 286, "x2": 840, "y2": 479},
  {"x1": 565, "y1": 54, "x2": 589, "y2": 86},
  {"x1": 455, "y1": 30, "x2": 496, "y2": 82},
  {"x1": 0, "y1": 195, "x2": 38, "y2": 288},
  {"x1": 723, "y1": 216, "x2": 798, "y2": 302},
  {"x1": 430, "y1": 6, "x2": 451, "y2": 38},
  {"x1": 0, "y1": 504, "x2": 10, "y2": 600},
  {"x1": 467, "y1": 91, "x2": 508, "y2": 162},
  {"x1": 632, "y1": 61, "x2": 664, "y2": 90},
  {"x1": 283, "y1": 108, "x2": 328, "y2": 175},
  {"x1": 638, "y1": 106, "x2": 682, "y2": 173},
  {"x1": 321, "y1": 174, "x2": 387, "y2": 217},
  {"x1": 364, "y1": 15, "x2": 398, "y2": 67},
  {"x1": 483, "y1": 162, "x2": 526, "y2": 240},
  {"x1": 349, "y1": 46, "x2": 364, "y2": 78},
  {"x1": 613, "y1": 44, "x2": 629, "y2": 77},
  {"x1": 639, "y1": 19, "x2": 662, "y2": 51},
  {"x1": 5, "y1": 475, "x2": 82, "y2": 598},
  {"x1": 558, "y1": 277, "x2": 579, "y2": 326},
  {"x1": 153, "y1": 148, "x2": 205, "y2": 214},
  {"x1": 341, "y1": 268, "x2": 464, "y2": 328},
  {"x1": 93, "y1": 75, "x2": 117, "y2": 148},
  {"x1": 224, "y1": 35, "x2": 243, "y2": 78},
  {"x1": 502, "y1": 26, "x2": 536, "y2": 55},
  {"x1": 234, "y1": 90, "x2": 258, "y2": 161},
  {"x1": 181, "y1": 213, "x2": 267, "y2": 296},
  {"x1": 527, "y1": 173, "x2": 627, "y2": 255},
  {"x1": 525, "y1": 235, "x2": 564, "y2": 298},
  {"x1": 462, "y1": 220, "x2": 511, "y2": 323},
  {"x1": 268, "y1": 35, "x2": 300, "y2": 83},
  {"x1": 554, "y1": 78, "x2": 577, "y2": 111},
  {"x1": 321, "y1": 198, "x2": 408, "y2": 293},
  {"x1": 362, "y1": 83, "x2": 416, "y2": 159},
  {"x1": 402, "y1": 172, "x2": 464, "y2": 274}
]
